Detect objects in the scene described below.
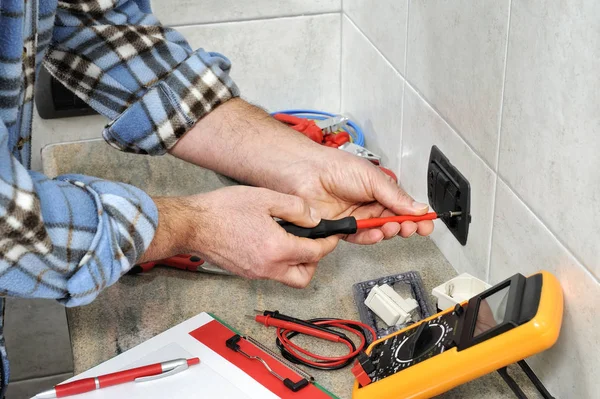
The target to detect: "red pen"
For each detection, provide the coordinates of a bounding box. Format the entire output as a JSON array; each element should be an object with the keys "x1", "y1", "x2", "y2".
[{"x1": 34, "y1": 358, "x2": 200, "y2": 398}]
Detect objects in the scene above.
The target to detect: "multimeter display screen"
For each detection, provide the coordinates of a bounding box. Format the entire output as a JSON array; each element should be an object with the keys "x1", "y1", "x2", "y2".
[{"x1": 474, "y1": 286, "x2": 510, "y2": 337}]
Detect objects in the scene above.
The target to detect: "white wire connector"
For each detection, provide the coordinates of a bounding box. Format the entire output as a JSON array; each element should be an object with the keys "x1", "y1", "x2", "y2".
[{"x1": 364, "y1": 284, "x2": 419, "y2": 327}]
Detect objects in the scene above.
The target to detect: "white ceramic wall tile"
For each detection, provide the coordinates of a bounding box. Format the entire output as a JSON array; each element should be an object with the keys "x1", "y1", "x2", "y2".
[
  {"x1": 340, "y1": 17, "x2": 404, "y2": 173},
  {"x1": 401, "y1": 85, "x2": 495, "y2": 280},
  {"x1": 31, "y1": 110, "x2": 108, "y2": 172},
  {"x1": 151, "y1": 0, "x2": 340, "y2": 26},
  {"x1": 177, "y1": 15, "x2": 341, "y2": 113},
  {"x1": 406, "y1": 0, "x2": 509, "y2": 166},
  {"x1": 343, "y1": 0, "x2": 408, "y2": 74},
  {"x1": 499, "y1": 1, "x2": 600, "y2": 279},
  {"x1": 490, "y1": 179, "x2": 600, "y2": 398}
]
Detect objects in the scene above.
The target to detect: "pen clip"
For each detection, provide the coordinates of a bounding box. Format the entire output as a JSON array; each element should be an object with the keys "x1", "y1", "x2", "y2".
[{"x1": 134, "y1": 364, "x2": 188, "y2": 383}]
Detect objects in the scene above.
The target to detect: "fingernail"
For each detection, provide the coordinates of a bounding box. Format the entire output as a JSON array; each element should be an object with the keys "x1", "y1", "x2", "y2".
[
  {"x1": 310, "y1": 207, "x2": 321, "y2": 223},
  {"x1": 408, "y1": 228, "x2": 418, "y2": 238},
  {"x1": 412, "y1": 201, "x2": 429, "y2": 211}
]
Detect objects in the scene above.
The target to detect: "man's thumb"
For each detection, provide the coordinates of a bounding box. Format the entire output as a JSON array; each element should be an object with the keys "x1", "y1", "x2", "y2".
[
  {"x1": 269, "y1": 192, "x2": 321, "y2": 228},
  {"x1": 374, "y1": 174, "x2": 429, "y2": 215}
]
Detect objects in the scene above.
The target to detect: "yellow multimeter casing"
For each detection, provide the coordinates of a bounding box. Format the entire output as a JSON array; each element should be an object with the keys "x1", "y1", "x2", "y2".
[{"x1": 352, "y1": 271, "x2": 563, "y2": 399}]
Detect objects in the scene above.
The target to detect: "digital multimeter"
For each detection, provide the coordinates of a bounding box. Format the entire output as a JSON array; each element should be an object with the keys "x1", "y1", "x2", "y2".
[{"x1": 351, "y1": 271, "x2": 563, "y2": 399}]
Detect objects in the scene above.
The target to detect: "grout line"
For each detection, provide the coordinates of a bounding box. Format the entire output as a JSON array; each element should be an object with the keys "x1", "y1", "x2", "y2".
[
  {"x1": 487, "y1": 0, "x2": 513, "y2": 282},
  {"x1": 404, "y1": 0, "x2": 410, "y2": 77},
  {"x1": 339, "y1": 10, "x2": 344, "y2": 113},
  {"x1": 498, "y1": 175, "x2": 600, "y2": 285},
  {"x1": 167, "y1": 11, "x2": 341, "y2": 29},
  {"x1": 405, "y1": 80, "x2": 495, "y2": 175},
  {"x1": 343, "y1": 13, "x2": 408, "y2": 80},
  {"x1": 398, "y1": 0, "x2": 411, "y2": 177},
  {"x1": 343, "y1": 6, "x2": 496, "y2": 172},
  {"x1": 486, "y1": 175, "x2": 498, "y2": 284},
  {"x1": 404, "y1": 80, "x2": 496, "y2": 170},
  {"x1": 397, "y1": 78, "x2": 406, "y2": 178}
]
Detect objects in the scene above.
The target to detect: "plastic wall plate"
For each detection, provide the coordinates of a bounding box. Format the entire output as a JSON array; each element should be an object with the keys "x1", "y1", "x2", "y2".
[{"x1": 427, "y1": 145, "x2": 471, "y2": 245}]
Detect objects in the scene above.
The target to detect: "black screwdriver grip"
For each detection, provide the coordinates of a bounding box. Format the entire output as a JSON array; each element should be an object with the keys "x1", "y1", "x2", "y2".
[{"x1": 278, "y1": 217, "x2": 358, "y2": 239}]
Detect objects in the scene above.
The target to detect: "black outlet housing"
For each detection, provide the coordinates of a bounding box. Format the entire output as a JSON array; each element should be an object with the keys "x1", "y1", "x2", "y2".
[{"x1": 427, "y1": 145, "x2": 471, "y2": 245}]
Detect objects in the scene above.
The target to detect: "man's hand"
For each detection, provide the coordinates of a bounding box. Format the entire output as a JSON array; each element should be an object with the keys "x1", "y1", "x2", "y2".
[
  {"x1": 276, "y1": 149, "x2": 434, "y2": 244},
  {"x1": 139, "y1": 187, "x2": 337, "y2": 288},
  {"x1": 170, "y1": 98, "x2": 434, "y2": 243}
]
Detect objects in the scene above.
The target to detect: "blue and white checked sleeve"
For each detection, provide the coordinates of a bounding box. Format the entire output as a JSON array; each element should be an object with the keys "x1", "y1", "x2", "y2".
[
  {"x1": 0, "y1": 148, "x2": 158, "y2": 306},
  {"x1": 44, "y1": 0, "x2": 240, "y2": 155}
]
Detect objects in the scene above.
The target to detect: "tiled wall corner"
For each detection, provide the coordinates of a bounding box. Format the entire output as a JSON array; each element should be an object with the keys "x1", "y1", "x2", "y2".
[
  {"x1": 341, "y1": 17, "x2": 404, "y2": 173},
  {"x1": 177, "y1": 14, "x2": 341, "y2": 113},
  {"x1": 151, "y1": 0, "x2": 341, "y2": 26},
  {"x1": 401, "y1": 85, "x2": 495, "y2": 280},
  {"x1": 406, "y1": 0, "x2": 510, "y2": 167},
  {"x1": 343, "y1": 1, "x2": 599, "y2": 395},
  {"x1": 343, "y1": 0, "x2": 408, "y2": 74},
  {"x1": 498, "y1": 0, "x2": 600, "y2": 280},
  {"x1": 490, "y1": 180, "x2": 599, "y2": 398}
]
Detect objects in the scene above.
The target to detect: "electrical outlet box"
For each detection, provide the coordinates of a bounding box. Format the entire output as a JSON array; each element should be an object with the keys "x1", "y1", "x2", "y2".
[
  {"x1": 35, "y1": 66, "x2": 97, "y2": 119},
  {"x1": 427, "y1": 146, "x2": 471, "y2": 245}
]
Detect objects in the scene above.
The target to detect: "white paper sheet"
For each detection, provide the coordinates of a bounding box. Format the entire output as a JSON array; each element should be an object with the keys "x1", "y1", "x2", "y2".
[{"x1": 41, "y1": 313, "x2": 278, "y2": 399}]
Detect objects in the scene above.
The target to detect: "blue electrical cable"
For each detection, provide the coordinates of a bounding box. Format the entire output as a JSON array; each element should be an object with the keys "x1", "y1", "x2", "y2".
[{"x1": 271, "y1": 109, "x2": 365, "y2": 146}]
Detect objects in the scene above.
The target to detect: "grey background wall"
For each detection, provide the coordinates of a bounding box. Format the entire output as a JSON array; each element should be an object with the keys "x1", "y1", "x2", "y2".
[
  {"x1": 341, "y1": 1, "x2": 599, "y2": 397},
  {"x1": 10, "y1": 0, "x2": 598, "y2": 398}
]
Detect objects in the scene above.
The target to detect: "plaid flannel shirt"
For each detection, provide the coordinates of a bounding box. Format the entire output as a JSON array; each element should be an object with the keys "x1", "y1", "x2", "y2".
[{"x1": 0, "y1": 0, "x2": 239, "y2": 393}]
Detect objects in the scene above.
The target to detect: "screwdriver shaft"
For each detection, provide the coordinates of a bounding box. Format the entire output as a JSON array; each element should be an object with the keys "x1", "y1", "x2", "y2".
[{"x1": 355, "y1": 212, "x2": 439, "y2": 229}]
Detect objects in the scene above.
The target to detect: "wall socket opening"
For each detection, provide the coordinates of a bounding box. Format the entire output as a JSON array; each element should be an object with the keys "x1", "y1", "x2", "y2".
[{"x1": 427, "y1": 146, "x2": 471, "y2": 245}]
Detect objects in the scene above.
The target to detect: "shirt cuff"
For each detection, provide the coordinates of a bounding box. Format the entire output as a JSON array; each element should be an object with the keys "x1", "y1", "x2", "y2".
[
  {"x1": 102, "y1": 49, "x2": 240, "y2": 155},
  {"x1": 55, "y1": 175, "x2": 158, "y2": 306}
]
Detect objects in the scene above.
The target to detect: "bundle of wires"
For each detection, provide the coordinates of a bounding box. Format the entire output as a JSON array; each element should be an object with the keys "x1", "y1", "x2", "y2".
[
  {"x1": 256, "y1": 310, "x2": 376, "y2": 371},
  {"x1": 271, "y1": 109, "x2": 365, "y2": 147}
]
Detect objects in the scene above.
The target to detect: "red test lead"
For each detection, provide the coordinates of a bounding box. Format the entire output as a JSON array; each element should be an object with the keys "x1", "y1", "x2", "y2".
[
  {"x1": 254, "y1": 310, "x2": 377, "y2": 371},
  {"x1": 255, "y1": 314, "x2": 342, "y2": 342},
  {"x1": 34, "y1": 358, "x2": 200, "y2": 398}
]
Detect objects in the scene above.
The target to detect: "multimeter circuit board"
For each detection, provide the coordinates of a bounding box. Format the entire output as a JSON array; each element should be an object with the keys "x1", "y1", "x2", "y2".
[{"x1": 367, "y1": 313, "x2": 460, "y2": 382}]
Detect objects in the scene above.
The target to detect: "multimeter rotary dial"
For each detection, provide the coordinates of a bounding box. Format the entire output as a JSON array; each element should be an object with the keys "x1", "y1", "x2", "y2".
[
  {"x1": 394, "y1": 318, "x2": 450, "y2": 362},
  {"x1": 368, "y1": 315, "x2": 458, "y2": 382}
]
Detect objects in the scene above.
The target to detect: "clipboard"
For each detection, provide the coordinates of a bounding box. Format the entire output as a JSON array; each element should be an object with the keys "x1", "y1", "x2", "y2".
[{"x1": 55, "y1": 312, "x2": 337, "y2": 399}]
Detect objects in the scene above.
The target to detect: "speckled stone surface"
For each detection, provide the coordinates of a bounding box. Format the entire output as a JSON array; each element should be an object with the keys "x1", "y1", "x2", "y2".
[{"x1": 42, "y1": 139, "x2": 538, "y2": 398}]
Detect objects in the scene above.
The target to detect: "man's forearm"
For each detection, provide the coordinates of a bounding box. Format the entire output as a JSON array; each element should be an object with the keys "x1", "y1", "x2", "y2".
[
  {"x1": 169, "y1": 98, "x2": 326, "y2": 193},
  {"x1": 137, "y1": 197, "x2": 195, "y2": 264}
]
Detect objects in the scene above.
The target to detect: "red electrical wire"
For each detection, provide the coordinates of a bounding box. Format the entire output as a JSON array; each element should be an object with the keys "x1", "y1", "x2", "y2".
[{"x1": 275, "y1": 319, "x2": 376, "y2": 368}]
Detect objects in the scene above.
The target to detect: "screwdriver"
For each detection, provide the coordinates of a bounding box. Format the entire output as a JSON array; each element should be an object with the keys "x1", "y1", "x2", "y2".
[{"x1": 278, "y1": 211, "x2": 462, "y2": 239}]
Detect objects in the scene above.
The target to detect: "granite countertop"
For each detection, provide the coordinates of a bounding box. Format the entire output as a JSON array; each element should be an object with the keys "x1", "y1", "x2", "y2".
[{"x1": 42, "y1": 139, "x2": 535, "y2": 399}]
